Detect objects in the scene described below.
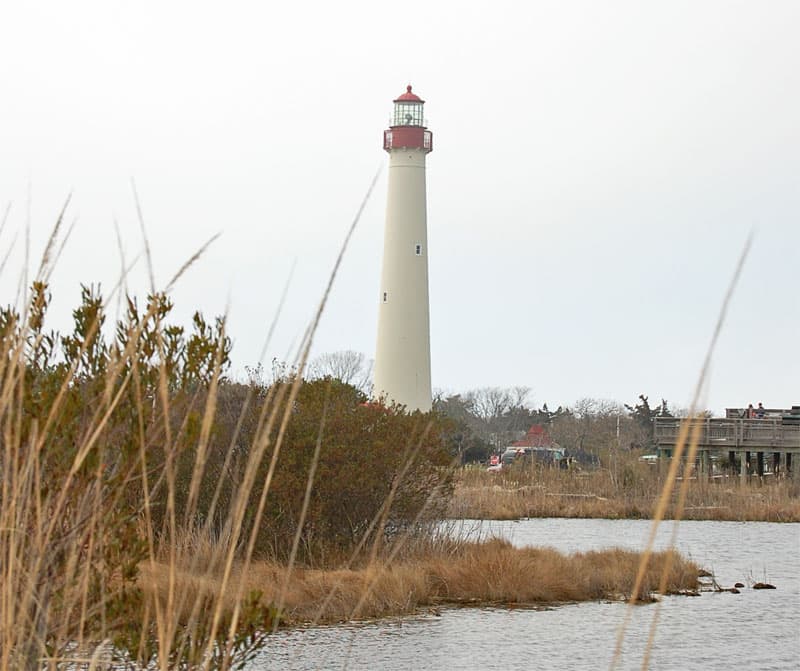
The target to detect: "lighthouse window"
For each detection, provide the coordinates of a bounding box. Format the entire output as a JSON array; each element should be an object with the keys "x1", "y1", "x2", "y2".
[
  {"x1": 415, "y1": 244, "x2": 422, "y2": 256},
  {"x1": 393, "y1": 102, "x2": 423, "y2": 127},
  {"x1": 382, "y1": 291, "x2": 388, "y2": 303}
]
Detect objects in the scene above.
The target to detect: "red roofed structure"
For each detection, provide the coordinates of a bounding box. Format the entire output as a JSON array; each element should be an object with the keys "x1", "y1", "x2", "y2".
[
  {"x1": 511, "y1": 424, "x2": 554, "y2": 448},
  {"x1": 383, "y1": 84, "x2": 432, "y2": 153}
]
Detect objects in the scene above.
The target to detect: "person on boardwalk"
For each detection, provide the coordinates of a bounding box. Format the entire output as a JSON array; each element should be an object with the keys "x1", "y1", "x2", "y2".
[
  {"x1": 756, "y1": 402, "x2": 766, "y2": 419},
  {"x1": 746, "y1": 403, "x2": 755, "y2": 419}
]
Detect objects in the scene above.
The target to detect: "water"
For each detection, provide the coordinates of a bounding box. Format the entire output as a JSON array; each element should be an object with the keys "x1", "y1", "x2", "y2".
[{"x1": 252, "y1": 519, "x2": 800, "y2": 670}]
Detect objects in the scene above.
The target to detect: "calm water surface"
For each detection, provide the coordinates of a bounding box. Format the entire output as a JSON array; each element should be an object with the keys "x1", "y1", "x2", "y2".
[{"x1": 252, "y1": 519, "x2": 800, "y2": 670}]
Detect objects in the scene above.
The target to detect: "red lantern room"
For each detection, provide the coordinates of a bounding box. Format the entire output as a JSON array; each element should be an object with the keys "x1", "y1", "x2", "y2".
[{"x1": 383, "y1": 85, "x2": 433, "y2": 153}]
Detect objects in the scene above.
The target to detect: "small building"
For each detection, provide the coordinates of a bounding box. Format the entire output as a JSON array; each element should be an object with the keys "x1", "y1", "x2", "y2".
[
  {"x1": 502, "y1": 424, "x2": 565, "y2": 466},
  {"x1": 512, "y1": 424, "x2": 554, "y2": 448}
]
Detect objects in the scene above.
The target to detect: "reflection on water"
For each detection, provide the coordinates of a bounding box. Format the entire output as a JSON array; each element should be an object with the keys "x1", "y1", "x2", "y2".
[{"x1": 252, "y1": 519, "x2": 800, "y2": 670}]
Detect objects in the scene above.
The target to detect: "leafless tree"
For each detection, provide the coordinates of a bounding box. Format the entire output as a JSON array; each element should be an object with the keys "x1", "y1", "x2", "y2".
[
  {"x1": 308, "y1": 350, "x2": 373, "y2": 393},
  {"x1": 464, "y1": 386, "x2": 531, "y2": 422},
  {"x1": 459, "y1": 386, "x2": 533, "y2": 449}
]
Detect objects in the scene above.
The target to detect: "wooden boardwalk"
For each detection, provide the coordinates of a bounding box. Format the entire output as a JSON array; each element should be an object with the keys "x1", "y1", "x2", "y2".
[
  {"x1": 654, "y1": 417, "x2": 800, "y2": 451},
  {"x1": 653, "y1": 417, "x2": 799, "y2": 478}
]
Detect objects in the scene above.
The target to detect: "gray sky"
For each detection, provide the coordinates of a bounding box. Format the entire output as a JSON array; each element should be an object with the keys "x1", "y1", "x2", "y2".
[{"x1": 1, "y1": 1, "x2": 798, "y2": 414}]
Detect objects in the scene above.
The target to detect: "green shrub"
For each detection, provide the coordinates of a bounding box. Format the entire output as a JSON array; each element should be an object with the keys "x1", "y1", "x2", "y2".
[{"x1": 172, "y1": 377, "x2": 454, "y2": 565}]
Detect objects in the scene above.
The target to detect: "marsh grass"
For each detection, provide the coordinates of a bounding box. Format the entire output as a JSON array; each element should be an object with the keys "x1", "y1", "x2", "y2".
[
  {"x1": 142, "y1": 537, "x2": 699, "y2": 627},
  {"x1": 452, "y1": 462, "x2": 800, "y2": 522}
]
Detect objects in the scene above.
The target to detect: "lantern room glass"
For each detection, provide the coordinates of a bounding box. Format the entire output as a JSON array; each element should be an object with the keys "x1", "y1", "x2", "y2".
[{"x1": 393, "y1": 101, "x2": 424, "y2": 126}]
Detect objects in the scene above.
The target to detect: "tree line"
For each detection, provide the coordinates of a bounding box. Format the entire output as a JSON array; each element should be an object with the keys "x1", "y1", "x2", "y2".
[{"x1": 309, "y1": 350, "x2": 679, "y2": 465}]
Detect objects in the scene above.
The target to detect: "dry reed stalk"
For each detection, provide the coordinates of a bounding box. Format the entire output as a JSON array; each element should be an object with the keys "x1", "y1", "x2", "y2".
[
  {"x1": 305, "y1": 421, "x2": 441, "y2": 626},
  {"x1": 340, "y1": 436, "x2": 458, "y2": 628},
  {"x1": 2, "y1": 213, "x2": 151, "y2": 666},
  {"x1": 206, "y1": 168, "x2": 383, "y2": 666},
  {"x1": 611, "y1": 235, "x2": 752, "y2": 671},
  {"x1": 272, "y1": 381, "x2": 331, "y2": 629}
]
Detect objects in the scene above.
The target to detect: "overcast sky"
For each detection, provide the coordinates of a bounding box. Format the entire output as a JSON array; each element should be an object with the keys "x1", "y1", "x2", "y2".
[{"x1": 1, "y1": 1, "x2": 798, "y2": 414}]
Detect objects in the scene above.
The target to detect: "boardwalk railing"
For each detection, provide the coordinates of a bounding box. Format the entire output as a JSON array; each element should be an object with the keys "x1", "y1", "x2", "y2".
[{"x1": 653, "y1": 417, "x2": 800, "y2": 451}]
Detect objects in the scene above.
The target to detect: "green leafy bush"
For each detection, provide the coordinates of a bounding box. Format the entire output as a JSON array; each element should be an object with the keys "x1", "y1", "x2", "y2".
[{"x1": 173, "y1": 377, "x2": 454, "y2": 566}]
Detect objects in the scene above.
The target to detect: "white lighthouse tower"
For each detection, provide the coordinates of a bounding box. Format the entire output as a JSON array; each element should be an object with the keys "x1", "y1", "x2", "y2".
[{"x1": 374, "y1": 85, "x2": 434, "y2": 412}]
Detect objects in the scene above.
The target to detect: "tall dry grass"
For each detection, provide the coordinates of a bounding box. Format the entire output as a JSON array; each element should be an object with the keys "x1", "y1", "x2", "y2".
[
  {"x1": 0, "y1": 178, "x2": 385, "y2": 669},
  {"x1": 141, "y1": 537, "x2": 699, "y2": 627},
  {"x1": 0, "y1": 278, "x2": 285, "y2": 669},
  {"x1": 452, "y1": 462, "x2": 800, "y2": 522}
]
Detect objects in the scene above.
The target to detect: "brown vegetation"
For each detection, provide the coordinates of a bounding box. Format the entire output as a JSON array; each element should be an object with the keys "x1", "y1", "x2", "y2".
[
  {"x1": 141, "y1": 537, "x2": 700, "y2": 627},
  {"x1": 0, "y1": 278, "x2": 452, "y2": 668},
  {"x1": 451, "y1": 462, "x2": 800, "y2": 522}
]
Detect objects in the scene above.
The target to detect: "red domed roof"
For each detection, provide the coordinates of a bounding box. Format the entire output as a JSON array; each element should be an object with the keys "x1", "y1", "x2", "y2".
[{"x1": 394, "y1": 85, "x2": 424, "y2": 103}]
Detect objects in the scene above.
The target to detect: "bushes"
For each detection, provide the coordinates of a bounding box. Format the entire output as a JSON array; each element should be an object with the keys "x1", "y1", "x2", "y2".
[{"x1": 174, "y1": 377, "x2": 455, "y2": 565}]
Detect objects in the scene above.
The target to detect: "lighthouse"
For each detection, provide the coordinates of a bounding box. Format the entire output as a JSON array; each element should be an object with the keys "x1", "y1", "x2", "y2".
[{"x1": 373, "y1": 85, "x2": 434, "y2": 412}]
